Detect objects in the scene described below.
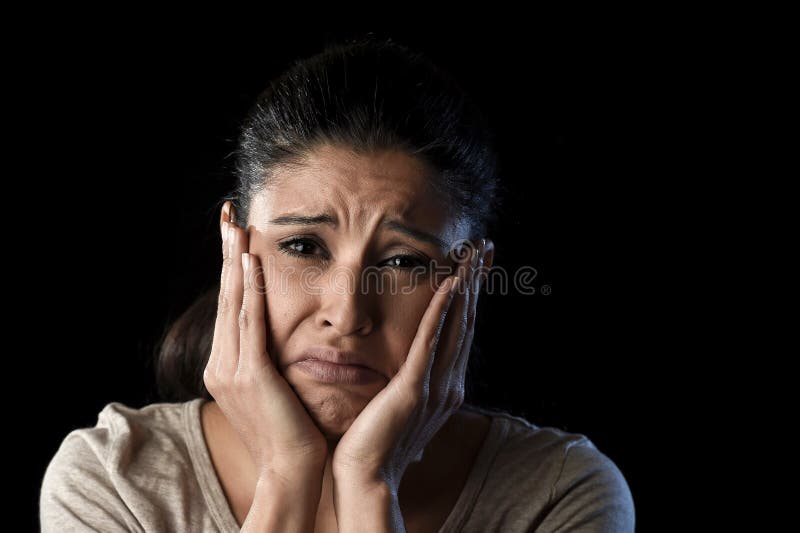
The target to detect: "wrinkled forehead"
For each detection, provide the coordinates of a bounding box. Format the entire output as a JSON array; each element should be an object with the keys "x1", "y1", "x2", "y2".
[{"x1": 251, "y1": 145, "x2": 466, "y2": 244}]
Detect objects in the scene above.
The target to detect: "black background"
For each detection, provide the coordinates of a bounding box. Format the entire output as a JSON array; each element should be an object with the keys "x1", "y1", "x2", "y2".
[{"x1": 20, "y1": 20, "x2": 700, "y2": 532}]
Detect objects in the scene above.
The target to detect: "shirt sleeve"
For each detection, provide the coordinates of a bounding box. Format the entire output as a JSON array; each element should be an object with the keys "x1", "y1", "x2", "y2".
[
  {"x1": 39, "y1": 429, "x2": 144, "y2": 533},
  {"x1": 536, "y1": 438, "x2": 636, "y2": 533}
]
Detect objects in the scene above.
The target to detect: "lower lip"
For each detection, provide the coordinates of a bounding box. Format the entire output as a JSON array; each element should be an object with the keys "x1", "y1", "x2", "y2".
[{"x1": 293, "y1": 360, "x2": 384, "y2": 385}]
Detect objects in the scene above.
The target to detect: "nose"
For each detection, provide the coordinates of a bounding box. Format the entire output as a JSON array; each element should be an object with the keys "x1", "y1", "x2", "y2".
[{"x1": 314, "y1": 266, "x2": 375, "y2": 336}]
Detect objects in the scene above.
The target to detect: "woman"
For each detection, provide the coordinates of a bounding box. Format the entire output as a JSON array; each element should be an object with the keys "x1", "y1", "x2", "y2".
[{"x1": 40, "y1": 37, "x2": 635, "y2": 532}]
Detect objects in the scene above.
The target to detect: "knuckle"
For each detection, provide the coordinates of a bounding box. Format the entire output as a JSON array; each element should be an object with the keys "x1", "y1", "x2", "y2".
[
  {"x1": 217, "y1": 293, "x2": 231, "y2": 318},
  {"x1": 238, "y1": 308, "x2": 249, "y2": 330},
  {"x1": 203, "y1": 367, "x2": 218, "y2": 390},
  {"x1": 465, "y1": 312, "x2": 476, "y2": 331},
  {"x1": 448, "y1": 388, "x2": 465, "y2": 410},
  {"x1": 426, "y1": 336, "x2": 437, "y2": 352},
  {"x1": 428, "y1": 327, "x2": 443, "y2": 350},
  {"x1": 232, "y1": 369, "x2": 257, "y2": 389},
  {"x1": 457, "y1": 317, "x2": 468, "y2": 340}
]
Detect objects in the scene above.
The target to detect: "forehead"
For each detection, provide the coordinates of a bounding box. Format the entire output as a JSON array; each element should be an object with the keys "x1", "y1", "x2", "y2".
[{"x1": 252, "y1": 144, "x2": 456, "y2": 230}]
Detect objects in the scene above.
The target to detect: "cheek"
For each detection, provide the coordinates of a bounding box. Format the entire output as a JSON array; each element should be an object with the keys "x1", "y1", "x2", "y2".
[
  {"x1": 381, "y1": 289, "x2": 435, "y2": 371},
  {"x1": 260, "y1": 253, "x2": 315, "y2": 363}
]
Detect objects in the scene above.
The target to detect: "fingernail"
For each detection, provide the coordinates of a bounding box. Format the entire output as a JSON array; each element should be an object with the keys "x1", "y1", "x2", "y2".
[
  {"x1": 438, "y1": 275, "x2": 458, "y2": 294},
  {"x1": 242, "y1": 252, "x2": 250, "y2": 274}
]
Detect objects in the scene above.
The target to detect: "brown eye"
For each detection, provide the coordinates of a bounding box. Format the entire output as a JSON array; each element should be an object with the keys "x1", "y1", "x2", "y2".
[
  {"x1": 278, "y1": 238, "x2": 324, "y2": 257},
  {"x1": 381, "y1": 255, "x2": 427, "y2": 270}
]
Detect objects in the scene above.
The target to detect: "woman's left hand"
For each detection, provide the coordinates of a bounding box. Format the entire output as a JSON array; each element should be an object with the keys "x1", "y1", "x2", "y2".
[{"x1": 331, "y1": 239, "x2": 485, "y2": 494}]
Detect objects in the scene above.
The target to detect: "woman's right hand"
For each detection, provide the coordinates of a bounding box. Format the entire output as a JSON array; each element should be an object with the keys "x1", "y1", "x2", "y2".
[{"x1": 203, "y1": 205, "x2": 328, "y2": 485}]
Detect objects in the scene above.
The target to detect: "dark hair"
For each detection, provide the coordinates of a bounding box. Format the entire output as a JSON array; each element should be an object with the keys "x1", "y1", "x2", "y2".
[{"x1": 154, "y1": 35, "x2": 505, "y2": 403}]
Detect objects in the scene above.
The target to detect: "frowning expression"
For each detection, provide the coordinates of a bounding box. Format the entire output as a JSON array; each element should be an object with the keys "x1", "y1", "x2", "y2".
[{"x1": 242, "y1": 143, "x2": 470, "y2": 438}]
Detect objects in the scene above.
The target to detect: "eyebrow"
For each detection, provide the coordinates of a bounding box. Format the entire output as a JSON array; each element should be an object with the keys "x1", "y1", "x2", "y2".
[{"x1": 269, "y1": 213, "x2": 448, "y2": 251}]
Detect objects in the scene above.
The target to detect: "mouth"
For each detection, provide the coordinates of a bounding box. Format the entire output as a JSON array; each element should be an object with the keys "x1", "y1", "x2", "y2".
[{"x1": 292, "y1": 359, "x2": 385, "y2": 385}]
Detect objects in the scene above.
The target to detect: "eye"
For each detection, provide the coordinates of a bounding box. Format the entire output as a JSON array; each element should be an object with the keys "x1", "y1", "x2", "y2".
[
  {"x1": 380, "y1": 255, "x2": 428, "y2": 270},
  {"x1": 278, "y1": 237, "x2": 326, "y2": 258},
  {"x1": 278, "y1": 238, "x2": 428, "y2": 271}
]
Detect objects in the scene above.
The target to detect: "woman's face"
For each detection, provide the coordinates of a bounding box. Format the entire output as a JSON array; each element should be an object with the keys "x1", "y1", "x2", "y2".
[{"x1": 238, "y1": 143, "x2": 472, "y2": 439}]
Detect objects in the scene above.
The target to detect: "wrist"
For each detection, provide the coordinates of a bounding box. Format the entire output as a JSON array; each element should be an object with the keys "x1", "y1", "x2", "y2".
[
  {"x1": 241, "y1": 467, "x2": 325, "y2": 533},
  {"x1": 258, "y1": 455, "x2": 326, "y2": 493},
  {"x1": 333, "y1": 477, "x2": 404, "y2": 532},
  {"x1": 334, "y1": 475, "x2": 396, "y2": 498},
  {"x1": 332, "y1": 461, "x2": 397, "y2": 491}
]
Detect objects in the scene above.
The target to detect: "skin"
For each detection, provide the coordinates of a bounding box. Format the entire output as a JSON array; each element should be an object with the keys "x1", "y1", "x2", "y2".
[{"x1": 204, "y1": 143, "x2": 495, "y2": 531}]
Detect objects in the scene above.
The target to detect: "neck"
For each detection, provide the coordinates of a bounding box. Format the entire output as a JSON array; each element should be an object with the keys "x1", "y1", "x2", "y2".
[
  {"x1": 204, "y1": 400, "x2": 481, "y2": 497},
  {"x1": 201, "y1": 400, "x2": 491, "y2": 529}
]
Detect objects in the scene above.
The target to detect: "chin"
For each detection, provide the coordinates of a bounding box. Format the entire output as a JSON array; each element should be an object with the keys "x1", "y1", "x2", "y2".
[{"x1": 289, "y1": 379, "x2": 380, "y2": 440}]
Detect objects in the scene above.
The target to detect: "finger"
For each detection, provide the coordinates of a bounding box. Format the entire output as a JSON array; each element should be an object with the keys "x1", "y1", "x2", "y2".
[
  {"x1": 400, "y1": 274, "x2": 459, "y2": 393},
  {"x1": 237, "y1": 252, "x2": 272, "y2": 375},
  {"x1": 207, "y1": 220, "x2": 234, "y2": 379},
  {"x1": 216, "y1": 222, "x2": 245, "y2": 377},
  {"x1": 449, "y1": 239, "x2": 475, "y2": 285},
  {"x1": 219, "y1": 200, "x2": 233, "y2": 235},
  {"x1": 431, "y1": 244, "x2": 476, "y2": 382},
  {"x1": 451, "y1": 243, "x2": 483, "y2": 390}
]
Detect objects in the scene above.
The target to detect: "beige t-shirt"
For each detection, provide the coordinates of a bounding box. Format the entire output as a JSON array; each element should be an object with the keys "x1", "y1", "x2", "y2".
[{"x1": 39, "y1": 398, "x2": 635, "y2": 532}]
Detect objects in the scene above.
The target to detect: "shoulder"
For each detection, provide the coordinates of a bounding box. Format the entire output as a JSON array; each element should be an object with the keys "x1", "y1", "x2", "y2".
[
  {"x1": 43, "y1": 400, "x2": 190, "y2": 472},
  {"x1": 460, "y1": 405, "x2": 636, "y2": 532},
  {"x1": 39, "y1": 399, "x2": 200, "y2": 532},
  {"x1": 541, "y1": 430, "x2": 635, "y2": 532},
  {"x1": 463, "y1": 404, "x2": 592, "y2": 470}
]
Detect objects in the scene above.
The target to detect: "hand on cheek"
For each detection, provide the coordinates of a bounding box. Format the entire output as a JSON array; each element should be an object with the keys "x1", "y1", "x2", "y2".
[{"x1": 331, "y1": 239, "x2": 484, "y2": 492}]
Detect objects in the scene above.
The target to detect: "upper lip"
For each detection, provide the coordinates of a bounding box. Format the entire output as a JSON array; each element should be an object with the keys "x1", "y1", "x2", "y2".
[{"x1": 294, "y1": 346, "x2": 379, "y2": 373}]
